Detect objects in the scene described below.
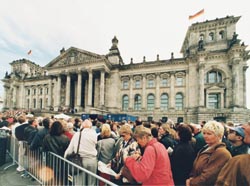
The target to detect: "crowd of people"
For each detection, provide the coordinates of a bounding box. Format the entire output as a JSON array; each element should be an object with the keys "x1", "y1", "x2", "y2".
[{"x1": 0, "y1": 110, "x2": 250, "y2": 186}]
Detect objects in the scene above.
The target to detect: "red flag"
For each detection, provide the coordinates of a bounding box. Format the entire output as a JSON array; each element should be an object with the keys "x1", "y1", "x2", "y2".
[
  {"x1": 27, "y1": 50, "x2": 32, "y2": 55},
  {"x1": 189, "y1": 9, "x2": 204, "y2": 20}
]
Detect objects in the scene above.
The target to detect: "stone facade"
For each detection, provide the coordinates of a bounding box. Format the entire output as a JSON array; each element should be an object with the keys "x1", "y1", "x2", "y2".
[{"x1": 2, "y1": 16, "x2": 250, "y2": 123}]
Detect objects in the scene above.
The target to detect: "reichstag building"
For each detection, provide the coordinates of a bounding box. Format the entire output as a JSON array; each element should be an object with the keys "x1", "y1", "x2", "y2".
[{"x1": 2, "y1": 15, "x2": 250, "y2": 123}]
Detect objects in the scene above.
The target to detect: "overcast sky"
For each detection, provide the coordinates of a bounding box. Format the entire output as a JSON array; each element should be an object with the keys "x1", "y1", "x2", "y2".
[{"x1": 0, "y1": 0, "x2": 249, "y2": 108}]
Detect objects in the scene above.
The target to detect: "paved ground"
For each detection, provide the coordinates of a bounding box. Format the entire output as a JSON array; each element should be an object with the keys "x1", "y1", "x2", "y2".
[{"x1": 0, "y1": 155, "x2": 40, "y2": 186}]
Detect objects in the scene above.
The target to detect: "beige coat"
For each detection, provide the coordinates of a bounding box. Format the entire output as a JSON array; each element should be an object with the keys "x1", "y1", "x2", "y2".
[{"x1": 189, "y1": 142, "x2": 231, "y2": 186}]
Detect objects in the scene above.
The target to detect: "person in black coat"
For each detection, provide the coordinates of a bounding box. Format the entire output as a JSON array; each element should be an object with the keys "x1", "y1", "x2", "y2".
[
  {"x1": 24, "y1": 118, "x2": 38, "y2": 145},
  {"x1": 170, "y1": 124, "x2": 196, "y2": 186},
  {"x1": 158, "y1": 124, "x2": 176, "y2": 150},
  {"x1": 43, "y1": 120, "x2": 69, "y2": 156},
  {"x1": 30, "y1": 117, "x2": 50, "y2": 150}
]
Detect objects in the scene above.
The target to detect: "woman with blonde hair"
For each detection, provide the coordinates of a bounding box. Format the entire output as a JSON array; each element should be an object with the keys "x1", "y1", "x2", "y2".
[
  {"x1": 186, "y1": 120, "x2": 232, "y2": 186},
  {"x1": 111, "y1": 124, "x2": 140, "y2": 185},
  {"x1": 158, "y1": 124, "x2": 176, "y2": 151},
  {"x1": 97, "y1": 123, "x2": 116, "y2": 186}
]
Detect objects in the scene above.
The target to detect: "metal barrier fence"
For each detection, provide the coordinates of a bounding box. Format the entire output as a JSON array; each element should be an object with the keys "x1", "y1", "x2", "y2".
[{"x1": 5, "y1": 135, "x2": 118, "y2": 186}]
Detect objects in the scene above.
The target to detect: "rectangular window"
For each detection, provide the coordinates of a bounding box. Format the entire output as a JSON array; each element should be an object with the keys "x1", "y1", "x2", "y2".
[
  {"x1": 176, "y1": 77, "x2": 183, "y2": 86},
  {"x1": 147, "y1": 79, "x2": 154, "y2": 88},
  {"x1": 208, "y1": 93, "x2": 221, "y2": 109},
  {"x1": 123, "y1": 81, "x2": 129, "y2": 89},
  {"x1": 161, "y1": 78, "x2": 168, "y2": 87},
  {"x1": 135, "y1": 80, "x2": 141, "y2": 88}
]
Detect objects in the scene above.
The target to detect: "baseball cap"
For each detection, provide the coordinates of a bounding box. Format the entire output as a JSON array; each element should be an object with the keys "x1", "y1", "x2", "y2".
[{"x1": 227, "y1": 126, "x2": 245, "y2": 138}]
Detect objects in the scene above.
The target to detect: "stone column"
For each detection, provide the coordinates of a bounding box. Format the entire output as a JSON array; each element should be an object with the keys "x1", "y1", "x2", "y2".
[
  {"x1": 142, "y1": 74, "x2": 146, "y2": 109},
  {"x1": 56, "y1": 76, "x2": 61, "y2": 110},
  {"x1": 48, "y1": 78, "x2": 52, "y2": 108},
  {"x1": 243, "y1": 66, "x2": 248, "y2": 107},
  {"x1": 170, "y1": 72, "x2": 175, "y2": 109},
  {"x1": 199, "y1": 64, "x2": 205, "y2": 107},
  {"x1": 29, "y1": 87, "x2": 32, "y2": 109},
  {"x1": 36, "y1": 86, "x2": 39, "y2": 109},
  {"x1": 221, "y1": 90, "x2": 224, "y2": 108},
  {"x1": 12, "y1": 85, "x2": 17, "y2": 109},
  {"x1": 185, "y1": 70, "x2": 189, "y2": 108},
  {"x1": 129, "y1": 75, "x2": 133, "y2": 109},
  {"x1": 3, "y1": 86, "x2": 8, "y2": 109},
  {"x1": 88, "y1": 69, "x2": 93, "y2": 106},
  {"x1": 232, "y1": 59, "x2": 240, "y2": 106},
  {"x1": 76, "y1": 72, "x2": 82, "y2": 109},
  {"x1": 18, "y1": 83, "x2": 24, "y2": 109},
  {"x1": 65, "y1": 73, "x2": 71, "y2": 107},
  {"x1": 43, "y1": 86, "x2": 46, "y2": 109},
  {"x1": 99, "y1": 70, "x2": 105, "y2": 107},
  {"x1": 155, "y1": 73, "x2": 160, "y2": 109}
]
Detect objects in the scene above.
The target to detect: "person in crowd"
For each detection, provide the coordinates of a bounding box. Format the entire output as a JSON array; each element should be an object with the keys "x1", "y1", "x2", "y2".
[
  {"x1": 61, "y1": 119, "x2": 73, "y2": 140},
  {"x1": 186, "y1": 120, "x2": 232, "y2": 186},
  {"x1": 73, "y1": 118, "x2": 81, "y2": 132},
  {"x1": 95, "y1": 121, "x2": 102, "y2": 134},
  {"x1": 64, "y1": 119, "x2": 98, "y2": 186},
  {"x1": 111, "y1": 124, "x2": 140, "y2": 185},
  {"x1": 215, "y1": 122, "x2": 250, "y2": 186},
  {"x1": 0, "y1": 116, "x2": 9, "y2": 128},
  {"x1": 170, "y1": 124, "x2": 196, "y2": 186},
  {"x1": 151, "y1": 126, "x2": 159, "y2": 138},
  {"x1": 43, "y1": 120, "x2": 70, "y2": 156},
  {"x1": 67, "y1": 122, "x2": 75, "y2": 135},
  {"x1": 158, "y1": 123, "x2": 176, "y2": 152},
  {"x1": 15, "y1": 115, "x2": 29, "y2": 172},
  {"x1": 110, "y1": 121, "x2": 120, "y2": 140},
  {"x1": 200, "y1": 120, "x2": 206, "y2": 128},
  {"x1": 24, "y1": 117, "x2": 39, "y2": 145},
  {"x1": 97, "y1": 123, "x2": 116, "y2": 186},
  {"x1": 227, "y1": 125, "x2": 249, "y2": 156},
  {"x1": 190, "y1": 123, "x2": 206, "y2": 154},
  {"x1": 43, "y1": 120, "x2": 70, "y2": 185},
  {"x1": 125, "y1": 126, "x2": 174, "y2": 186},
  {"x1": 30, "y1": 117, "x2": 51, "y2": 150}
]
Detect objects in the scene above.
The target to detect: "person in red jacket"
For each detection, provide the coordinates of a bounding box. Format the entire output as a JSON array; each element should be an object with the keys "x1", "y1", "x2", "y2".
[{"x1": 125, "y1": 126, "x2": 174, "y2": 186}]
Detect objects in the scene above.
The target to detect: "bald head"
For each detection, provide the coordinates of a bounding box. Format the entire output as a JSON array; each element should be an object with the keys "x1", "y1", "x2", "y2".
[{"x1": 82, "y1": 119, "x2": 92, "y2": 128}]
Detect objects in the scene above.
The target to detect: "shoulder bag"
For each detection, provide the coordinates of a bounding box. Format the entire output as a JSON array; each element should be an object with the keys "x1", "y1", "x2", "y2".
[{"x1": 66, "y1": 130, "x2": 83, "y2": 174}]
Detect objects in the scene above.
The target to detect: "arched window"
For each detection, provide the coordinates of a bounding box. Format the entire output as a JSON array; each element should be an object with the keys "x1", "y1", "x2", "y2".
[
  {"x1": 147, "y1": 94, "x2": 155, "y2": 110},
  {"x1": 175, "y1": 93, "x2": 183, "y2": 110},
  {"x1": 160, "y1": 93, "x2": 169, "y2": 110},
  {"x1": 219, "y1": 30, "x2": 225, "y2": 39},
  {"x1": 134, "y1": 94, "x2": 141, "y2": 111},
  {"x1": 200, "y1": 34, "x2": 204, "y2": 40},
  {"x1": 122, "y1": 95, "x2": 129, "y2": 111},
  {"x1": 209, "y1": 32, "x2": 214, "y2": 41},
  {"x1": 206, "y1": 70, "x2": 222, "y2": 83}
]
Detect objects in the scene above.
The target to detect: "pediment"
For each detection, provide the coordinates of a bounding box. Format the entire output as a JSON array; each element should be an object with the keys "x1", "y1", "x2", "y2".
[
  {"x1": 46, "y1": 47, "x2": 104, "y2": 68},
  {"x1": 206, "y1": 85, "x2": 223, "y2": 91}
]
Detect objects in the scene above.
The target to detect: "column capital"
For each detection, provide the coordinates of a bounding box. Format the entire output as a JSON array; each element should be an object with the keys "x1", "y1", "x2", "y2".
[{"x1": 87, "y1": 68, "x2": 93, "y2": 74}]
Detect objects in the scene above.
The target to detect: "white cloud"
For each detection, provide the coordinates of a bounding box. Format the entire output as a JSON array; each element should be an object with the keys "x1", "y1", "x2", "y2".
[{"x1": 0, "y1": 0, "x2": 250, "y2": 107}]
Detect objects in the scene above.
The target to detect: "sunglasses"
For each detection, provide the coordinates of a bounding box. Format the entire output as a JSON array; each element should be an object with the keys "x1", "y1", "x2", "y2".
[{"x1": 120, "y1": 134, "x2": 125, "y2": 137}]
